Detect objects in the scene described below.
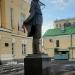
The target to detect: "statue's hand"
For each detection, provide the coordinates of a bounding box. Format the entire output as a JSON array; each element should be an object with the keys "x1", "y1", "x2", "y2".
[
  {"x1": 23, "y1": 21, "x2": 28, "y2": 25},
  {"x1": 22, "y1": 21, "x2": 30, "y2": 33}
]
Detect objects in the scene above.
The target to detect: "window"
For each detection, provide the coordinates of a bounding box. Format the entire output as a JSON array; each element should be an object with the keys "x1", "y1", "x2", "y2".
[
  {"x1": 5, "y1": 43, "x2": 9, "y2": 47},
  {"x1": 12, "y1": 43, "x2": 14, "y2": 55},
  {"x1": 22, "y1": 44, "x2": 26, "y2": 55},
  {"x1": 56, "y1": 24, "x2": 61, "y2": 28},
  {"x1": 10, "y1": 8, "x2": 14, "y2": 29},
  {"x1": 64, "y1": 22, "x2": 71, "y2": 27},
  {"x1": 59, "y1": 24, "x2": 61, "y2": 28},
  {"x1": 56, "y1": 24, "x2": 58, "y2": 28},
  {"x1": 49, "y1": 39, "x2": 53, "y2": 42},
  {"x1": 72, "y1": 22, "x2": 75, "y2": 26},
  {"x1": 56, "y1": 40, "x2": 59, "y2": 47}
]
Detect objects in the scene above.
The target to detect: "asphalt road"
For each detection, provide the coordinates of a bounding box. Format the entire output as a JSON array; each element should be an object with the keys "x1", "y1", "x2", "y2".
[
  {"x1": 50, "y1": 61, "x2": 75, "y2": 75},
  {"x1": 0, "y1": 64, "x2": 24, "y2": 75},
  {"x1": 0, "y1": 61, "x2": 75, "y2": 75}
]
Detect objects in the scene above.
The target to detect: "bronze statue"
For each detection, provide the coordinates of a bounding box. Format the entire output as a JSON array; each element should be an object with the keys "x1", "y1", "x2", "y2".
[{"x1": 22, "y1": 0, "x2": 43, "y2": 54}]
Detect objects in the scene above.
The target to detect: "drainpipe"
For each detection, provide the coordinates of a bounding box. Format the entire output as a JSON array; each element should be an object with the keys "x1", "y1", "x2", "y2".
[{"x1": 70, "y1": 34, "x2": 73, "y2": 59}]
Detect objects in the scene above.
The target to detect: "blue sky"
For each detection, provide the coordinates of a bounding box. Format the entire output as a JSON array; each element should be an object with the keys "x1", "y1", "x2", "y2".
[{"x1": 41, "y1": 0, "x2": 75, "y2": 35}]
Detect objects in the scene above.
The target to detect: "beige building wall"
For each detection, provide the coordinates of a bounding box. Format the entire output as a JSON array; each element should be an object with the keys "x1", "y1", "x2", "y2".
[
  {"x1": 11, "y1": 36, "x2": 32, "y2": 59},
  {"x1": 0, "y1": 0, "x2": 32, "y2": 61},
  {"x1": 43, "y1": 37, "x2": 54, "y2": 50},
  {"x1": 72, "y1": 35, "x2": 75, "y2": 47},
  {"x1": 26, "y1": 37, "x2": 33, "y2": 55},
  {"x1": 43, "y1": 35, "x2": 70, "y2": 50},
  {"x1": 1, "y1": 0, "x2": 6, "y2": 28},
  {"x1": 43, "y1": 35, "x2": 71, "y2": 57},
  {"x1": 70, "y1": 35, "x2": 75, "y2": 59},
  {"x1": 43, "y1": 37, "x2": 54, "y2": 57},
  {"x1": 0, "y1": 0, "x2": 1, "y2": 27},
  {"x1": 43, "y1": 18, "x2": 75, "y2": 59},
  {"x1": 53, "y1": 35, "x2": 70, "y2": 50},
  {"x1": 0, "y1": 32, "x2": 12, "y2": 55}
]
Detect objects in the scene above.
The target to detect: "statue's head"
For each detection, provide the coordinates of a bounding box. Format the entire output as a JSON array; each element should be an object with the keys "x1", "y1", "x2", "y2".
[{"x1": 33, "y1": 0, "x2": 39, "y2": 2}]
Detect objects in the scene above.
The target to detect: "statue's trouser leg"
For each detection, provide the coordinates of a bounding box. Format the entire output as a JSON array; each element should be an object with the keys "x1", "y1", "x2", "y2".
[
  {"x1": 33, "y1": 25, "x2": 42, "y2": 54},
  {"x1": 33, "y1": 38, "x2": 39, "y2": 54}
]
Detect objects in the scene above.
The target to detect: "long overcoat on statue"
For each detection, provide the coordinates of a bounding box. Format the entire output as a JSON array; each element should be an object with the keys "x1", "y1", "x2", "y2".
[{"x1": 23, "y1": 0, "x2": 43, "y2": 37}]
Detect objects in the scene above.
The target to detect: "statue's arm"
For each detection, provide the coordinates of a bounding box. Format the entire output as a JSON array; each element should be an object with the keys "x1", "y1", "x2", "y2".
[
  {"x1": 23, "y1": 1, "x2": 36, "y2": 25},
  {"x1": 22, "y1": 7, "x2": 35, "y2": 33},
  {"x1": 23, "y1": 10, "x2": 35, "y2": 25}
]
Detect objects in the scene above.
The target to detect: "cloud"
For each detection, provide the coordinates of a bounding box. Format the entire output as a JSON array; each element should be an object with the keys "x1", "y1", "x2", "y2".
[
  {"x1": 42, "y1": 21, "x2": 54, "y2": 35},
  {"x1": 50, "y1": 0, "x2": 75, "y2": 10}
]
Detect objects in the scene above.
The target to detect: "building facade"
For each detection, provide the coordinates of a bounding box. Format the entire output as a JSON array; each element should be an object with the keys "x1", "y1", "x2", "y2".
[
  {"x1": 0, "y1": 0, "x2": 33, "y2": 63},
  {"x1": 55, "y1": 18, "x2": 75, "y2": 29},
  {"x1": 43, "y1": 18, "x2": 75, "y2": 60}
]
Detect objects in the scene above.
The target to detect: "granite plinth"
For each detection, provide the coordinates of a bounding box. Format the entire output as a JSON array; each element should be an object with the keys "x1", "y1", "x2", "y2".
[{"x1": 24, "y1": 54, "x2": 51, "y2": 75}]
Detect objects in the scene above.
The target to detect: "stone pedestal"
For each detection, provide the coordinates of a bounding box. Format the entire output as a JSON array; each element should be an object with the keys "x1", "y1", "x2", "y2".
[{"x1": 24, "y1": 54, "x2": 51, "y2": 75}]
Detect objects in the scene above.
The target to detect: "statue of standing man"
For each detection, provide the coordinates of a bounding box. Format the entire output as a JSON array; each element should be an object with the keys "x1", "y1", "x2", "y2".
[{"x1": 22, "y1": 0, "x2": 43, "y2": 54}]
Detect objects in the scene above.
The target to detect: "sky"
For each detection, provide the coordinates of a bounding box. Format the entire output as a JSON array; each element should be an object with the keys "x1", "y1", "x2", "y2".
[{"x1": 40, "y1": 0, "x2": 75, "y2": 35}]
